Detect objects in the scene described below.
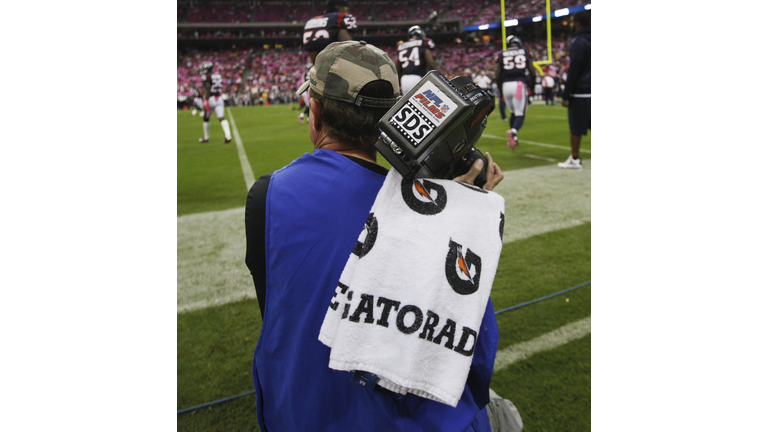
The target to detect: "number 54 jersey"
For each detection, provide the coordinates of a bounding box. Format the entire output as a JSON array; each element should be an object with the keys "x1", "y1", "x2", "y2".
[
  {"x1": 397, "y1": 38, "x2": 436, "y2": 77},
  {"x1": 303, "y1": 12, "x2": 357, "y2": 53},
  {"x1": 498, "y1": 47, "x2": 531, "y2": 83}
]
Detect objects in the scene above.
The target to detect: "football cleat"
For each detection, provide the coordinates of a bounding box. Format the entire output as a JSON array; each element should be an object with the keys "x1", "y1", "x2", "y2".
[
  {"x1": 298, "y1": 114, "x2": 304, "y2": 124},
  {"x1": 507, "y1": 129, "x2": 519, "y2": 150},
  {"x1": 557, "y1": 155, "x2": 583, "y2": 170},
  {"x1": 224, "y1": 137, "x2": 232, "y2": 144},
  {"x1": 199, "y1": 138, "x2": 210, "y2": 143}
]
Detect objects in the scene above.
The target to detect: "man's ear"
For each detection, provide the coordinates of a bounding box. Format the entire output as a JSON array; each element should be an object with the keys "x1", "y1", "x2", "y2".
[{"x1": 310, "y1": 97, "x2": 322, "y2": 131}]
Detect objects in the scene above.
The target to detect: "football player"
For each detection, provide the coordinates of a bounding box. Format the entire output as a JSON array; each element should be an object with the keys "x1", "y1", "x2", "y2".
[
  {"x1": 298, "y1": 63, "x2": 312, "y2": 124},
  {"x1": 299, "y1": 0, "x2": 356, "y2": 123},
  {"x1": 199, "y1": 61, "x2": 233, "y2": 144},
  {"x1": 495, "y1": 35, "x2": 537, "y2": 150},
  {"x1": 191, "y1": 88, "x2": 203, "y2": 116},
  {"x1": 542, "y1": 74, "x2": 556, "y2": 105},
  {"x1": 396, "y1": 25, "x2": 438, "y2": 95},
  {"x1": 302, "y1": 0, "x2": 356, "y2": 65},
  {"x1": 533, "y1": 76, "x2": 543, "y2": 101}
]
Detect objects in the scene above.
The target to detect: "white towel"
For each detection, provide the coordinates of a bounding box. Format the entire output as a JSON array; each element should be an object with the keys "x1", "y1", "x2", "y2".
[{"x1": 318, "y1": 168, "x2": 505, "y2": 407}]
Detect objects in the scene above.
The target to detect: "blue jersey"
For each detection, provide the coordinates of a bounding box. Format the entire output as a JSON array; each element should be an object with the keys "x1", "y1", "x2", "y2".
[
  {"x1": 498, "y1": 48, "x2": 531, "y2": 84},
  {"x1": 252, "y1": 149, "x2": 497, "y2": 432},
  {"x1": 302, "y1": 12, "x2": 357, "y2": 53},
  {"x1": 397, "y1": 38, "x2": 436, "y2": 76}
]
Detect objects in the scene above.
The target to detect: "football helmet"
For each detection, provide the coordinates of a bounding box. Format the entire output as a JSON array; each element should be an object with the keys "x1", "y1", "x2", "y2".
[
  {"x1": 325, "y1": 0, "x2": 349, "y2": 13},
  {"x1": 199, "y1": 61, "x2": 213, "y2": 75},
  {"x1": 506, "y1": 36, "x2": 522, "y2": 49},
  {"x1": 408, "y1": 25, "x2": 426, "y2": 40}
]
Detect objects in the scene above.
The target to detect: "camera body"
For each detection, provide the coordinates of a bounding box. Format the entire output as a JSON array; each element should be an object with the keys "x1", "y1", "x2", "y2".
[{"x1": 375, "y1": 71, "x2": 495, "y2": 187}]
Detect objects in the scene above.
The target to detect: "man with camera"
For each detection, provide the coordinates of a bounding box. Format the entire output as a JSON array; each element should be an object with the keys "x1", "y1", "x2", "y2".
[{"x1": 245, "y1": 40, "x2": 504, "y2": 431}]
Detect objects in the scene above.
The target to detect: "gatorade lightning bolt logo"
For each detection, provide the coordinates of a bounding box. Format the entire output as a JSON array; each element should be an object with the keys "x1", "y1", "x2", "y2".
[
  {"x1": 401, "y1": 177, "x2": 447, "y2": 215},
  {"x1": 352, "y1": 213, "x2": 377, "y2": 258},
  {"x1": 445, "y1": 239, "x2": 482, "y2": 295}
]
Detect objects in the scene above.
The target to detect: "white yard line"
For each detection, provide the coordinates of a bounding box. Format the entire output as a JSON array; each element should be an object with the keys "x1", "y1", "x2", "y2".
[
  {"x1": 523, "y1": 154, "x2": 557, "y2": 162},
  {"x1": 482, "y1": 135, "x2": 591, "y2": 154},
  {"x1": 494, "y1": 316, "x2": 591, "y2": 371},
  {"x1": 177, "y1": 162, "x2": 590, "y2": 313},
  {"x1": 227, "y1": 108, "x2": 256, "y2": 190}
]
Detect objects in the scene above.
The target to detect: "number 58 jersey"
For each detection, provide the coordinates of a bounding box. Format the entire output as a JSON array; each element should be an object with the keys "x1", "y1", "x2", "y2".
[
  {"x1": 302, "y1": 12, "x2": 357, "y2": 53},
  {"x1": 498, "y1": 48, "x2": 531, "y2": 83}
]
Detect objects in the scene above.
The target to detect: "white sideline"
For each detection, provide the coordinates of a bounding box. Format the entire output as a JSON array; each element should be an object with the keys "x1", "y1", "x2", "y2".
[
  {"x1": 494, "y1": 316, "x2": 591, "y2": 372},
  {"x1": 482, "y1": 135, "x2": 591, "y2": 154},
  {"x1": 177, "y1": 161, "x2": 590, "y2": 313},
  {"x1": 523, "y1": 154, "x2": 557, "y2": 162},
  {"x1": 227, "y1": 108, "x2": 256, "y2": 190},
  {"x1": 495, "y1": 160, "x2": 590, "y2": 244}
]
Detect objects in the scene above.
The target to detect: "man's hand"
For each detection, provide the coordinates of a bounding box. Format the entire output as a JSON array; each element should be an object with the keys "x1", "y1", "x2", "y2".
[
  {"x1": 481, "y1": 152, "x2": 503, "y2": 191},
  {"x1": 453, "y1": 152, "x2": 504, "y2": 192},
  {"x1": 561, "y1": 98, "x2": 569, "y2": 108}
]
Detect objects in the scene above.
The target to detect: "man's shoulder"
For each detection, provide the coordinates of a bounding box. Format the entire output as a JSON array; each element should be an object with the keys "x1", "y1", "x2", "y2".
[
  {"x1": 572, "y1": 29, "x2": 591, "y2": 45},
  {"x1": 304, "y1": 14, "x2": 330, "y2": 29},
  {"x1": 398, "y1": 39, "x2": 421, "y2": 51},
  {"x1": 327, "y1": 11, "x2": 356, "y2": 22},
  {"x1": 288, "y1": 150, "x2": 387, "y2": 172},
  {"x1": 502, "y1": 48, "x2": 526, "y2": 56},
  {"x1": 268, "y1": 153, "x2": 314, "y2": 184},
  {"x1": 245, "y1": 172, "x2": 273, "y2": 226},
  {"x1": 269, "y1": 151, "x2": 385, "y2": 190}
]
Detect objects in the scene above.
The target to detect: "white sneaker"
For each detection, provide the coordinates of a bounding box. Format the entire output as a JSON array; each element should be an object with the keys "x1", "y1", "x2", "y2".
[{"x1": 557, "y1": 155, "x2": 583, "y2": 169}]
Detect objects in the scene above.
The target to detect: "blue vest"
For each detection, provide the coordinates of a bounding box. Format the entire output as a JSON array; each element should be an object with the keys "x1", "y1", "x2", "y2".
[{"x1": 253, "y1": 149, "x2": 498, "y2": 431}]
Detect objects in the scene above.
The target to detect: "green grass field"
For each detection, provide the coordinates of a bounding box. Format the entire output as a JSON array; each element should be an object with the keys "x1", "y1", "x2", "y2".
[{"x1": 177, "y1": 100, "x2": 590, "y2": 431}]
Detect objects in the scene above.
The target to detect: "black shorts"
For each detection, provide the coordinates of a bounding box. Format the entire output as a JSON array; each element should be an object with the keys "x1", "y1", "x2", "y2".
[{"x1": 568, "y1": 97, "x2": 591, "y2": 136}]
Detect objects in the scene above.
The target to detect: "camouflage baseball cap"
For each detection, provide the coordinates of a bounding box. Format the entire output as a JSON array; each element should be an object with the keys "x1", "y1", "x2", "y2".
[{"x1": 297, "y1": 40, "x2": 399, "y2": 108}]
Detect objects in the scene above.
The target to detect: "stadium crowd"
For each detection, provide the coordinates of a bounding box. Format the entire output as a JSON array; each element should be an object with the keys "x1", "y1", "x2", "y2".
[
  {"x1": 177, "y1": 0, "x2": 582, "y2": 107},
  {"x1": 177, "y1": 38, "x2": 569, "y2": 108},
  {"x1": 178, "y1": 0, "x2": 581, "y2": 25}
]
